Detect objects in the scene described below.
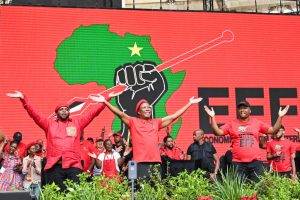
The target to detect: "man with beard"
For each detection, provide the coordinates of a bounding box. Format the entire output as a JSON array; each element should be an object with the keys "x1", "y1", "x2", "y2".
[
  {"x1": 112, "y1": 132, "x2": 126, "y2": 157},
  {"x1": 204, "y1": 100, "x2": 289, "y2": 181},
  {"x1": 160, "y1": 135, "x2": 184, "y2": 160},
  {"x1": 266, "y1": 126, "x2": 297, "y2": 180},
  {"x1": 7, "y1": 90, "x2": 118, "y2": 190},
  {"x1": 89, "y1": 95, "x2": 202, "y2": 179}
]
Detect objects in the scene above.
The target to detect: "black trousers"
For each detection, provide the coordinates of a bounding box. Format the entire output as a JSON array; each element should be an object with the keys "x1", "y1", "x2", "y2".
[
  {"x1": 44, "y1": 163, "x2": 82, "y2": 191},
  {"x1": 232, "y1": 160, "x2": 264, "y2": 182}
]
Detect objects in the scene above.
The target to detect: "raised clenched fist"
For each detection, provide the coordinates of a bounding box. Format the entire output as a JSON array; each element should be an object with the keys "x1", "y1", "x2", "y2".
[
  {"x1": 114, "y1": 61, "x2": 167, "y2": 133},
  {"x1": 115, "y1": 61, "x2": 167, "y2": 116}
]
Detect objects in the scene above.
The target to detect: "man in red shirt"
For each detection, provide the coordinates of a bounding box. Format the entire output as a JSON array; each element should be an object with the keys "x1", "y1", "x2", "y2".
[
  {"x1": 80, "y1": 137, "x2": 98, "y2": 173},
  {"x1": 90, "y1": 94, "x2": 202, "y2": 178},
  {"x1": 267, "y1": 126, "x2": 297, "y2": 180},
  {"x1": 204, "y1": 100, "x2": 289, "y2": 181},
  {"x1": 7, "y1": 90, "x2": 116, "y2": 190},
  {"x1": 160, "y1": 135, "x2": 184, "y2": 160}
]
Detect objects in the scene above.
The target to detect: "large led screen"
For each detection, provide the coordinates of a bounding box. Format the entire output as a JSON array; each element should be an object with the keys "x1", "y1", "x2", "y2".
[{"x1": 1, "y1": 6, "x2": 300, "y2": 155}]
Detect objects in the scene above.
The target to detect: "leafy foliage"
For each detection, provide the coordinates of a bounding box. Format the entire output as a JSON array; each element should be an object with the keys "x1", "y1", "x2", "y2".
[
  {"x1": 256, "y1": 172, "x2": 300, "y2": 200},
  {"x1": 41, "y1": 170, "x2": 300, "y2": 200},
  {"x1": 167, "y1": 170, "x2": 212, "y2": 200},
  {"x1": 42, "y1": 173, "x2": 130, "y2": 200},
  {"x1": 211, "y1": 169, "x2": 256, "y2": 200}
]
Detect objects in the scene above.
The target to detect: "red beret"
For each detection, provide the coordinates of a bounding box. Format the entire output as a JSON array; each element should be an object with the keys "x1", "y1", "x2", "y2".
[
  {"x1": 135, "y1": 99, "x2": 148, "y2": 114},
  {"x1": 26, "y1": 141, "x2": 38, "y2": 153},
  {"x1": 55, "y1": 104, "x2": 69, "y2": 113}
]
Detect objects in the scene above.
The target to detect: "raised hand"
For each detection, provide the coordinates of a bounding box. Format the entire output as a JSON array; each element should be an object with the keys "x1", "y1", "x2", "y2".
[
  {"x1": 27, "y1": 160, "x2": 32, "y2": 168},
  {"x1": 115, "y1": 146, "x2": 123, "y2": 153},
  {"x1": 189, "y1": 97, "x2": 203, "y2": 104},
  {"x1": 32, "y1": 160, "x2": 36, "y2": 168},
  {"x1": 278, "y1": 105, "x2": 290, "y2": 117},
  {"x1": 204, "y1": 105, "x2": 215, "y2": 117},
  {"x1": 89, "y1": 94, "x2": 106, "y2": 103},
  {"x1": 123, "y1": 146, "x2": 132, "y2": 157},
  {"x1": 6, "y1": 91, "x2": 24, "y2": 99}
]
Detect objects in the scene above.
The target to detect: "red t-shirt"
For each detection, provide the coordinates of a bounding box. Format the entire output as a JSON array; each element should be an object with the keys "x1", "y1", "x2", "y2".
[
  {"x1": 256, "y1": 148, "x2": 268, "y2": 162},
  {"x1": 266, "y1": 139, "x2": 296, "y2": 172},
  {"x1": 160, "y1": 146, "x2": 184, "y2": 160},
  {"x1": 128, "y1": 117, "x2": 163, "y2": 163},
  {"x1": 221, "y1": 118, "x2": 270, "y2": 162},
  {"x1": 80, "y1": 140, "x2": 98, "y2": 172}
]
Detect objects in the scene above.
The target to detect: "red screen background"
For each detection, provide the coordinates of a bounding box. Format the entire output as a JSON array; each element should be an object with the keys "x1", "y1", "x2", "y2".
[{"x1": 1, "y1": 6, "x2": 300, "y2": 155}]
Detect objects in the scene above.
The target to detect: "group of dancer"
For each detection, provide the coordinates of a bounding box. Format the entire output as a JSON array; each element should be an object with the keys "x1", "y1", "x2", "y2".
[
  {"x1": 3, "y1": 91, "x2": 201, "y2": 191},
  {"x1": 0, "y1": 89, "x2": 297, "y2": 198}
]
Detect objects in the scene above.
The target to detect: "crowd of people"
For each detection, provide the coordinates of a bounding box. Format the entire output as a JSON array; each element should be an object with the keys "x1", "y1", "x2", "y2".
[{"x1": 0, "y1": 90, "x2": 299, "y2": 199}]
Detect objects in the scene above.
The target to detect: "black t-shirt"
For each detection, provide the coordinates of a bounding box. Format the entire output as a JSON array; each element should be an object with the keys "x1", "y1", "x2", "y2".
[{"x1": 187, "y1": 141, "x2": 216, "y2": 173}]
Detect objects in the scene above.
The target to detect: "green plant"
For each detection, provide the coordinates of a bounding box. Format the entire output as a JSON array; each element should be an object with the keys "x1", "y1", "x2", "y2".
[
  {"x1": 255, "y1": 172, "x2": 300, "y2": 200},
  {"x1": 167, "y1": 170, "x2": 212, "y2": 200},
  {"x1": 135, "y1": 180, "x2": 169, "y2": 200},
  {"x1": 212, "y1": 169, "x2": 256, "y2": 200},
  {"x1": 41, "y1": 173, "x2": 130, "y2": 200},
  {"x1": 135, "y1": 166, "x2": 169, "y2": 200},
  {"x1": 41, "y1": 170, "x2": 300, "y2": 200},
  {"x1": 41, "y1": 182, "x2": 64, "y2": 200}
]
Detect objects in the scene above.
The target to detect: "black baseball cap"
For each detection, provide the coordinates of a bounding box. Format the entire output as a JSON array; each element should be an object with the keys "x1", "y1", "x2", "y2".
[{"x1": 237, "y1": 100, "x2": 250, "y2": 108}]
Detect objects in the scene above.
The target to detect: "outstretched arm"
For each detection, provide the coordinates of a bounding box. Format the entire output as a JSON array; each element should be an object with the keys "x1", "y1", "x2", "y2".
[
  {"x1": 266, "y1": 105, "x2": 289, "y2": 134},
  {"x1": 7, "y1": 91, "x2": 48, "y2": 131},
  {"x1": 89, "y1": 94, "x2": 130, "y2": 126},
  {"x1": 161, "y1": 97, "x2": 202, "y2": 128},
  {"x1": 204, "y1": 106, "x2": 224, "y2": 136},
  {"x1": 79, "y1": 92, "x2": 124, "y2": 129}
]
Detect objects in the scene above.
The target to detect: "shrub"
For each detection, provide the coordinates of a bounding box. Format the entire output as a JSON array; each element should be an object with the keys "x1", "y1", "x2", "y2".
[
  {"x1": 167, "y1": 170, "x2": 212, "y2": 200},
  {"x1": 255, "y1": 172, "x2": 300, "y2": 200},
  {"x1": 41, "y1": 170, "x2": 300, "y2": 200},
  {"x1": 135, "y1": 166, "x2": 169, "y2": 200},
  {"x1": 211, "y1": 169, "x2": 256, "y2": 200},
  {"x1": 41, "y1": 173, "x2": 130, "y2": 200}
]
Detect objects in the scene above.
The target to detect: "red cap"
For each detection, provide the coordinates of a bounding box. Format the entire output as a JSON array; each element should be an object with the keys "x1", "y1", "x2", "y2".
[
  {"x1": 135, "y1": 99, "x2": 148, "y2": 113},
  {"x1": 26, "y1": 141, "x2": 38, "y2": 153},
  {"x1": 55, "y1": 104, "x2": 69, "y2": 113},
  {"x1": 113, "y1": 132, "x2": 122, "y2": 137}
]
